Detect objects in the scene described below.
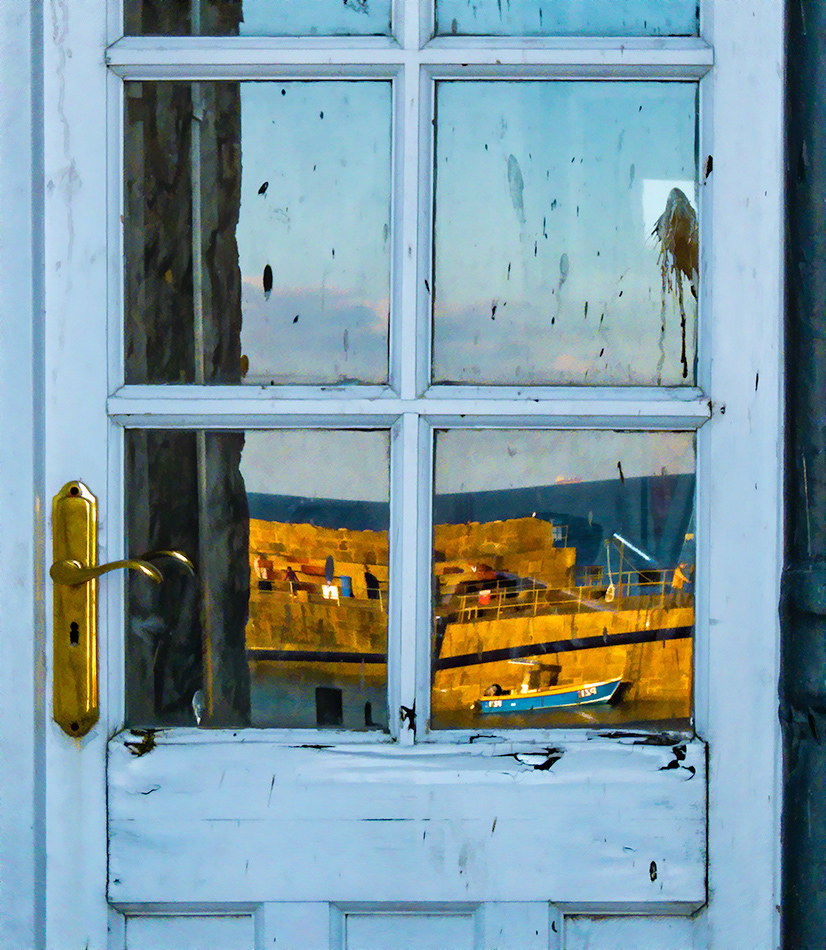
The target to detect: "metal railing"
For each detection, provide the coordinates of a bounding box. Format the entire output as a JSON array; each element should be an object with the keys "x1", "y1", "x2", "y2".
[
  {"x1": 443, "y1": 568, "x2": 687, "y2": 623},
  {"x1": 254, "y1": 578, "x2": 388, "y2": 612}
]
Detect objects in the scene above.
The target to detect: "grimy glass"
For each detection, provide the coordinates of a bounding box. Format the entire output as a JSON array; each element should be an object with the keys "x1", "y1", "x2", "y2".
[
  {"x1": 431, "y1": 430, "x2": 696, "y2": 730},
  {"x1": 125, "y1": 429, "x2": 390, "y2": 729},
  {"x1": 122, "y1": 70, "x2": 699, "y2": 732}
]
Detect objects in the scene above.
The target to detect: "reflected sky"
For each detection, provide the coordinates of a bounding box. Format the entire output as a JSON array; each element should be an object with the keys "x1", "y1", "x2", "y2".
[
  {"x1": 435, "y1": 429, "x2": 695, "y2": 494},
  {"x1": 433, "y1": 81, "x2": 698, "y2": 385},
  {"x1": 239, "y1": 429, "x2": 693, "y2": 505},
  {"x1": 126, "y1": 0, "x2": 695, "y2": 38},
  {"x1": 125, "y1": 0, "x2": 392, "y2": 36},
  {"x1": 127, "y1": 0, "x2": 696, "y2": 38},
  {"x1": 435, "y1": 0, "x2": 698, "y2": 36},
  {"x1": 237, "y1": 0, "x2": 391, "y2": 35},
  {"x1": 241, "y1": 429, "x2": 390, "y2": 502},
  {"x1": 238, "y1": 82, "x2": 391, "y2": 385},
  {"x1": 127, "y1": 78, "x2": 696, "y2": 388}
]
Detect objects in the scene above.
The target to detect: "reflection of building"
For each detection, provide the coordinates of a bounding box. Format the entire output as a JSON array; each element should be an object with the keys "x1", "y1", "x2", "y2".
[
  {"x1": 431, "y1": 516, "x2": 693, "y2": 725},
  {"x1": 245, "y1": 506, "x2": 694, "y2": 729},
  {"x1": 247, "y1": 517, "x2": 389, "y2": 656},
  {"x1": 246, "y1": 518, "x2": 390, "y2": 729}
]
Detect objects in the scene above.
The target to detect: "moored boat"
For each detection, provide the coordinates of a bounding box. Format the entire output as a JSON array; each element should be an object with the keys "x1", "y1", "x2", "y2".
[{"x1": 478, "y1": 676, "x2": 622, "y2": 714}]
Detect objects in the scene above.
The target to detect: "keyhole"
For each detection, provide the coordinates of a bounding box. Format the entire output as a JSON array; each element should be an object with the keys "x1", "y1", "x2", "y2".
[{"x1": 69, "y1": 621, "x2": 80, "y2": 646}]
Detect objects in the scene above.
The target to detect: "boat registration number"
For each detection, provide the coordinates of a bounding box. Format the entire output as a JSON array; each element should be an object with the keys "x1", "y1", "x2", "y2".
[
  {"x1": 487, "y1": 700, "x2": 503, "y2": 708},
  {"x1": 578, "y1": 685, "x2": 597, "y2": 698}
]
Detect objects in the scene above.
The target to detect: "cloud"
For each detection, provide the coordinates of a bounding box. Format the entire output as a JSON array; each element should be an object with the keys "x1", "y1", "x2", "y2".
[{"x1": 432, "y1": 284, "x2": 696, "y2": 385}]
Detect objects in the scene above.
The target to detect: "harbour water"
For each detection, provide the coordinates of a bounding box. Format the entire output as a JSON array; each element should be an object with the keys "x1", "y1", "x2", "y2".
[{"x1": 432, "y1": 698, "x2": 691, "y2": 732}]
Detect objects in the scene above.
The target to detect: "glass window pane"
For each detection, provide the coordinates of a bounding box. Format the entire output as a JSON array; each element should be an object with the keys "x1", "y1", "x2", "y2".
[
  {"x1": 432, "y1": 82, "x2": 698, "y2": 386},
  {"x1": 431, "y1": 430, "x2": 695, "y2": 730},
  {"x1": 435, "y1": 0, "x2": 698, "y2": 37},
  {"x1": 125, "y1": 429, "x2": 390, "y2": 730},
  {"x1": 124, "y1": 0, "x2": 392, "y2": 37},
  {"x1": 125, "y1": 81, "x2": 391, "y2": 385}
]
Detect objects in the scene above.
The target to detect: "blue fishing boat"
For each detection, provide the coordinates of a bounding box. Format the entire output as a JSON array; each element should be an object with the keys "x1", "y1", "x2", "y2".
[{"x1": 478, "y1": 676, "x2": 622, "y2": 714}]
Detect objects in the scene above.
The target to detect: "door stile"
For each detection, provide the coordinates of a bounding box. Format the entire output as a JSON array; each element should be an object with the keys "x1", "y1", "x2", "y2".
[
  {"x1": 0, "y1": 3, "x2": 46, "y2": 948},
  {"x1": 44, "y1": 2, "x2": 112, "y2": 946},
  {"x1": 696, "y1": 0, "x2": 784, "y2": 946}
]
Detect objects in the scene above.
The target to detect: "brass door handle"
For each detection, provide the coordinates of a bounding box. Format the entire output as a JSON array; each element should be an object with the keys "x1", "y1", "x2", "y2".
[
  {"x1": 50, "y1": 551, "x2": 195, "y2": 586},
  {"x1": 50, "y1": 480, "x2": 196, "y2": 739},
  {"x1": 50, "y1": 557, "x2": 162, "y2": 586},
  {"x1": 138, "y1": 549, "x2": 196, "y2": 576}
]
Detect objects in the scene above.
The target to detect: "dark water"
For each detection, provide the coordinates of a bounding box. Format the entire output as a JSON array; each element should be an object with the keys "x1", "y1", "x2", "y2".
[
  {"x1": 431, "y1": 699, "x2": 691, "y2": 732},
  {"x1": 250, "y1": 660, "x2": 689, "y2": 733},
  {"x1": 249, "y1": 661, "x2": 389, "y2": 731}
]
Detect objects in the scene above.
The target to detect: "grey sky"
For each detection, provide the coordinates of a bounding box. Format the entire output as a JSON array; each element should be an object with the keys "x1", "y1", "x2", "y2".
[
  {"x1": 433, "y1": 81, "x2": 697, "y2": 385},
  {"x1": 435, "y1": 429, "x2": 695, "y2": 494},
  {"x1": 239, "y1": 429, "x2": 693, "y2": 502},
  {"x1": 233, "y1": 79, "x2": 697, "y2": 497},
  {"x1": 237, "y1": 0, "x2": 391, "y2": 36},
  {"x1": 237, "y1": 81, "x2": 391, "y2": 385},
  {"x1": 434, "y1": 0, "x2": 698, "y2": 37},
  {"x1": 241, "y1": 429, "x2": 390, "y2": 501}
]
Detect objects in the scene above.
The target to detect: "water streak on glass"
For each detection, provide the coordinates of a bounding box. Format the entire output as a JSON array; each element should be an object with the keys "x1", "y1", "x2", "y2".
[
  {"x1": 125, "y1": 81, "x2": 391, "y2": 385},
  {"x1": 435, "y1": 0, "x2": 698, "y2": 36},
  {"x1": 126, "y1": 429, "x2": 390, "y2": 729},
  {"x1": 431, "y1": 430, "x2": 695, "y2": 730},
  {"x1": 432, "y1": 82, "x2": 699, "y2": 386},
  {"x1": 124, "y1": 0, "x2": 392, "y2": 36}
]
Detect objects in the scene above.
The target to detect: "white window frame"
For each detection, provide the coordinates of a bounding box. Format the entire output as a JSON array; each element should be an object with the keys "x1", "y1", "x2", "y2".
[
  {"x1": 25, "y1": 0, "x2": 784, "y2": 946},
  {"x1": 104, "y1": 12, "x2": 713, "y2": 746}
]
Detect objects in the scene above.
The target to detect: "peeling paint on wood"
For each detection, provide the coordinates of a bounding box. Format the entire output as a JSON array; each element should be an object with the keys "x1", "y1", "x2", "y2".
[
  {"x1": 108, "y1": 736, "x2": 706, "y2": 908},
  {"x1": 124, "y1": 729, "x2": 159, "y2": 757}
]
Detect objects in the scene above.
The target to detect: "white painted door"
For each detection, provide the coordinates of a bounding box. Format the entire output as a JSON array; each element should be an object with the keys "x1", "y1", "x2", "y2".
[{"x1": 40, "y1": 1, "x2": 782, "y2": 948}]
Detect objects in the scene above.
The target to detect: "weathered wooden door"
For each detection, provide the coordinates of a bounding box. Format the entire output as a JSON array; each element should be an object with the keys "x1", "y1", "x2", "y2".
[{"x1": 39, "y1": 1, "x2": 782, "y2": 947}]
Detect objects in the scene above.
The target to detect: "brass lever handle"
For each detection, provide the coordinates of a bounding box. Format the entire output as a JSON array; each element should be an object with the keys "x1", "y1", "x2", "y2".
[
  {"x1": 50, "y1": 557, "x2": 163, "y2": 586},
  {"x1": 50, "y1": 482, "x2": 193, "y2": 739},
  {"x1": 50, "y1": 481, "x2": 194, "y2": 738},
  {"x1": 138, "y1": 549, "x2": 196, "y2": 576},
  {"x1": 50, "y1": 550, "x2": 195, "y2": 586}
]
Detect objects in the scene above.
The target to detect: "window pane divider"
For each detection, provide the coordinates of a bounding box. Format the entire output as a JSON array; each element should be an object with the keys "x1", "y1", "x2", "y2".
[
  {"x1": 391, "y1": 414, "x2": 427, "y2": 744},
  {"x1": 393, "y1": 46, "x2": 424, "y2": 397},
  {"x1": 108, "y1": 387, "x2": 712, "y2": 428},
  {"x1": 106, "y1": 36, "x2": 712, "y2": 80}
]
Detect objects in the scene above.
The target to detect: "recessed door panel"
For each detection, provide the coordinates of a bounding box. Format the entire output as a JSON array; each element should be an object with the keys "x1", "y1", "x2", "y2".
[{"x1": 125, "y1": 913, "x2": 255, "y2": 950}]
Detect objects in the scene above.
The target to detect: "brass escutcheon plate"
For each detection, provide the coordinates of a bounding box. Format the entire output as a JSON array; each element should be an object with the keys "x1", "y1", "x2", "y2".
[{"x1": 51, "y1": 481, "x2": 99, "y2": 737}]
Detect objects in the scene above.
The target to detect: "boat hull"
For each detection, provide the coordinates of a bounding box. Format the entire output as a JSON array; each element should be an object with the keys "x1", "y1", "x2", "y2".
[{"x1": 479, "y1": 677, "x2": 622, "y2": 713}]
